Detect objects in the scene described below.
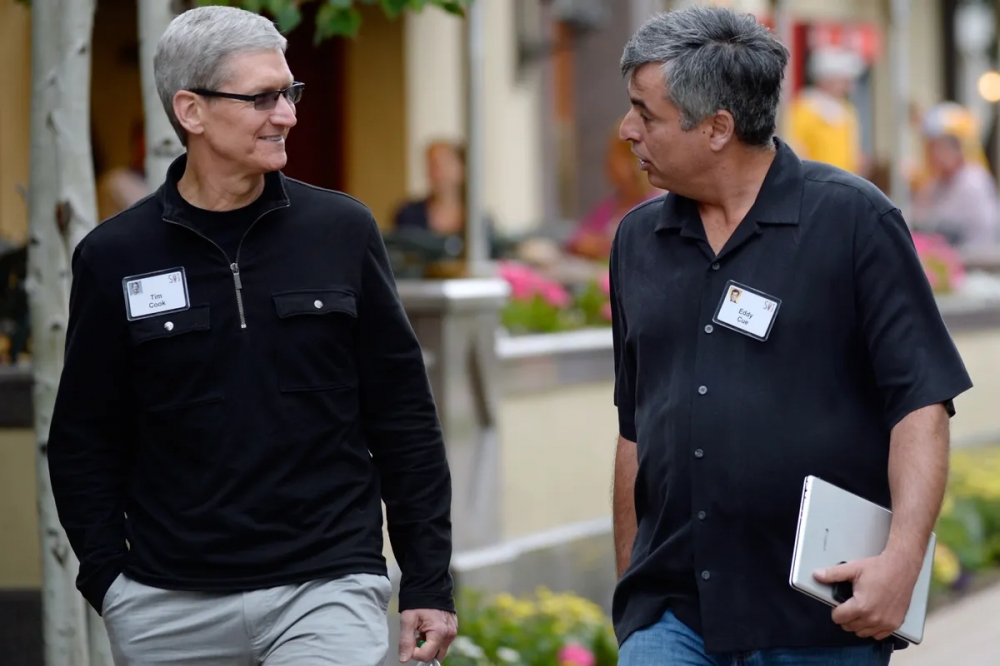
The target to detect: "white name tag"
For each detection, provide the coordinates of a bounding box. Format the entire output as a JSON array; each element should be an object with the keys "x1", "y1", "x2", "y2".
[
  {"x1": 122, "y1": 268, "x2": 190, "y2": 321},
  {"x1": 712, "y1": 280, "x2": 781, "y2": 341}
]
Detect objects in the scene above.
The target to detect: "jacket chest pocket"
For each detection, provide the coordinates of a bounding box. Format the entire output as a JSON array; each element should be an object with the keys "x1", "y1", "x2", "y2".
[
  {"x1": 273, "y1": 289, "x2": 358, "y2": 392},
  {"x1": 127, "y1": 305, "x2": 221, "y2": 411}
]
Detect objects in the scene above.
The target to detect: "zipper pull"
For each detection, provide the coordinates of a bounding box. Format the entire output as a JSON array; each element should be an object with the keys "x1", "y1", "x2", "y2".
[{"x1": 231, "y1": 263, "x2": 242, "y2": 289}]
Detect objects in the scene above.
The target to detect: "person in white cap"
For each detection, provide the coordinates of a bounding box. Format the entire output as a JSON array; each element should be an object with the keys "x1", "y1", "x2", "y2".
[{"x1": 788, "y1": 45, "x2": 867, "y2": 175}]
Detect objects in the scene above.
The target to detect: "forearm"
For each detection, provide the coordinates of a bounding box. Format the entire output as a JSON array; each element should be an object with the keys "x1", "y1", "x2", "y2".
[
  {"x1": 48, "y1": 249, "x2": 130, "y2": 611},
  {"x1": 613, "y1": 435, "x2": 638, "y2": 578},
  {"x1": 366, "y1": 381, "x2": 454, "y2": 611},
  {"x1": 884, "y1": 403, "x2": 950, "y2": 569},
  {"x1": 48, "y1": 404, "x2": 128, "y2": 611},
  {"x1": 358, "y1": 218, "x2": 454, "y2": 610}
]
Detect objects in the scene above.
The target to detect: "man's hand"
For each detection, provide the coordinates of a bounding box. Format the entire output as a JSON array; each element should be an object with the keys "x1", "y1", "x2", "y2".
[
  {"x1": 398, "y1": 608, "x2": 457, "y2": 663},
  {"x1": 813, "y1": 552, "x2": 922, "y2": 640}
]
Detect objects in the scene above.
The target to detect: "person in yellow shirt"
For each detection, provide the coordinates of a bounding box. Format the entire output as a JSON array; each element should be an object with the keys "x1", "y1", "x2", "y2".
[{"x1": 788, "y1": 46, "x2": 867, "y2": 174}]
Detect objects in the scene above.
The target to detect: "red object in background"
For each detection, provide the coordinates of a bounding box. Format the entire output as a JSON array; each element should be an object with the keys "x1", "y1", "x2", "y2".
[
  {"x1": 757, "y1": 16, "x2": 882, "y2": 95},
  {"x1": 794, "y1": 22, "x2": 882, "y2": 93},
  {"x1": 807, "y1": 23, "x2": 882, "y2": 63}
]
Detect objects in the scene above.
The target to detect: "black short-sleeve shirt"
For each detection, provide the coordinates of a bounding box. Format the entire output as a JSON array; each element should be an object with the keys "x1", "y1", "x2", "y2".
[{"x1": 609, "y1": 139, "x2": 972, "y2": 653}]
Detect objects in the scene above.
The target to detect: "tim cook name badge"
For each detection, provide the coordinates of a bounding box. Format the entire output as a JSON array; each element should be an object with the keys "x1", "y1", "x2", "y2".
[
  {"x1": 122, "y1": 268, "x2": 190, "y2": 321},
  {"x1": 712, "y1": 280, "x2": 781, "y2": 342}
]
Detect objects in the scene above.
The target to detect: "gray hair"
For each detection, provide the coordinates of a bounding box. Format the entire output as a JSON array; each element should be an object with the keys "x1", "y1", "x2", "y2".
[
  {"x1": 154, "y1": 6, "x2": 288, "y2": 146},
  {"x1": 620, "y1": 6, "x2": 789, "y2": 147}
]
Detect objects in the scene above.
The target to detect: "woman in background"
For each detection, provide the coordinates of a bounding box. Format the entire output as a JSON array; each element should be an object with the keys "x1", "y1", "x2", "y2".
[
  {"x1": 394, "y1": 140, "x2": 467, "y2": 236},
  {"x1": 566, "y1": 125, "x2": 662, "y2": 260}
]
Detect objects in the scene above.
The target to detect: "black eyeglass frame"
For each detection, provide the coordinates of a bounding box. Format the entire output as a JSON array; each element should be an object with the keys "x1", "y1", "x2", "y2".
[{"x1": 188, "y1": 82, "x2": 304, "y2": 110}]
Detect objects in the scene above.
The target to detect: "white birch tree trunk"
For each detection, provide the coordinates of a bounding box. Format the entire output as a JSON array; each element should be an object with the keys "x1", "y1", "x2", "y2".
[
  {"x1": 27, "y1": 0, "x2": 104, "y2": 663},
  {"x1": 138, "y1": 0, "x2": 185, "y2": 190}
]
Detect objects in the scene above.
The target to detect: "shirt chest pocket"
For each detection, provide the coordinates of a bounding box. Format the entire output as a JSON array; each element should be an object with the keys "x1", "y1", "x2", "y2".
[
  {"x1": 127, "y1": 305, "x2": 221, "y2": 411},
  {"x1": 273, "y1": 289, "x2": 358, "y2": 392}
]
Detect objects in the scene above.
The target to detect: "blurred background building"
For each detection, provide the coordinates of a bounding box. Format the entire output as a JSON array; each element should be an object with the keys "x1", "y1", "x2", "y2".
[{"x1": 1, "y1": 0, "x2": 999, "y2": 249}]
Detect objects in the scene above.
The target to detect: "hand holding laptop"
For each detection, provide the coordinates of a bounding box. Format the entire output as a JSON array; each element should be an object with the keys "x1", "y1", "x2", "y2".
[
  {"x1": 789, "y1": 476, "x2": 936, "y2": 644},
  {"x1": 813, "y1": 552, "x2": 925, "y2": 641}
]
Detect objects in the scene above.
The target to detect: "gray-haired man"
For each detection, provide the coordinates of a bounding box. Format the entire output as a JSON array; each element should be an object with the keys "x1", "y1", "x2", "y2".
[
  {"x1": 609, "y1": 6, "x2": 970, "y2": 666},
  {"x1": 48, "y1": 6, "x2": 457, "y2": 665}
]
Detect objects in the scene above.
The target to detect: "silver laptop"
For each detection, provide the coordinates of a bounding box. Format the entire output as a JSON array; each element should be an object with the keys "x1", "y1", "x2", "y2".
[{"x1": 789, "y1": 475, "x2": 936, "y2": 644}]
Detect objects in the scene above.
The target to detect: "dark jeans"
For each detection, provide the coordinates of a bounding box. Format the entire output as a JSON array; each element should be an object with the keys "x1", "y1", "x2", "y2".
[{"x1": 619, "y1": 609, "x2": 893, "y2": 666}]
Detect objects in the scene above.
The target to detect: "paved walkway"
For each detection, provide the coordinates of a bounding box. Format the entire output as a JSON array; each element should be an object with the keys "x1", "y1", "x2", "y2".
[{"x1": 891, "y1": 582, "x2": 1000, "y2": 665}]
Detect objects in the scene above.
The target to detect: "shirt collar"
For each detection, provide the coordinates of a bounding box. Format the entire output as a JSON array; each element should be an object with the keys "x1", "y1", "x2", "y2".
[
  {"x1": 158, "y1": 153, "x2": 290, "y2": 222},
  {"x1": 655, "y1": 137, "x2": 804, "y2": 234}
]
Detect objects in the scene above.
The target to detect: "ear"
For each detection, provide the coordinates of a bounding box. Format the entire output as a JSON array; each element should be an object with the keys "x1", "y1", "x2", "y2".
[
  {"x1": 173, "y1": 90, "x2": 206, "y2": 140},
  {"x1": 707, "y1": 110, "x2": 736, "y2": 152}
]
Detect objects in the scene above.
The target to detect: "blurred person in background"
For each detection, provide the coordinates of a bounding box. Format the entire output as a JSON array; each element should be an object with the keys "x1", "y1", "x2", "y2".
[
  {"x1": 788, "y1": 45, "x2": 867, "y2": 176},
  {"x1": 908, "y1": 102, "x2": 990, "y2": 196},
  {"x1": 394, "y1": 140, "x2": 468, "y2": 237},
  {"x1": 566, "y1": 122, "x2": 663, "y2": 260},
  {"x1": 910, "y1": 122, "x2": 999, "y2": 252}
]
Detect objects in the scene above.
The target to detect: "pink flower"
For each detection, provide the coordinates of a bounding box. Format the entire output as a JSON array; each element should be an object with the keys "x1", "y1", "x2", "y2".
[
  {"x1": 558, "y1": 643, "x2": 595, "y2": 666},
  {"x1": 601, "y1": 302, "x2": 612, "y2": 322},
  {"x1": 498, "y1": 261, "x2": 571, "y2": 307},
  {"x1": 598, "y1": 270, "x2": 610, "y2": 296},
  {"x1": 911, "y1": 232, "x2": 965, "y2": 291},
  {"x1": 499, "y1": 261, "x2": 540, "y2": 301},
  {"x1": 540, "y1": 282, "x2": 571, "y2": 308}
]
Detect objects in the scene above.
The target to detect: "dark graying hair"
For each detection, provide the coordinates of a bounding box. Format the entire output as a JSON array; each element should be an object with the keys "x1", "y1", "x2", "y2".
[
  {"x1": 154, "y1": 6, "x2": 288, "y2": 146},
  {"x1": 620, "y1": 7, "x2": 789, "y2": 147}
]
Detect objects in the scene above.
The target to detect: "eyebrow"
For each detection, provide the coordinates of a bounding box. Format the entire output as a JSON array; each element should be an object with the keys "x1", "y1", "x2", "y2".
[
  {"x1": 630, "y1": 97, "x2": 653, "y2": 115},
  {"x1": 249, "y1": 80, "x2": 295, "y2": 94}
]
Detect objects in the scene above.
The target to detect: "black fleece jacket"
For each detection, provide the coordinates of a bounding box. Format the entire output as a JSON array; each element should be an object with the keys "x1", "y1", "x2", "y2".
[{"x1": 47, "y1": 156, "x2": 454, "y2": 615}]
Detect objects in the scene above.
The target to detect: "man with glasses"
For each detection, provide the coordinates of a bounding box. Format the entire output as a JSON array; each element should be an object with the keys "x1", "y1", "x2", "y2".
[{"x1": 47, "y1": 6, "x2": 457, "y2": 665}]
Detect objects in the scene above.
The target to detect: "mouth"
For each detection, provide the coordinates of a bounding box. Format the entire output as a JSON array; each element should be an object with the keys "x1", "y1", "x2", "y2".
[
  {"x1": 637, "y1": 158, "x2": 650, "y2": 170},
  {"x1": 259, "y1": 135, "x2": 285, "y2": 143}
]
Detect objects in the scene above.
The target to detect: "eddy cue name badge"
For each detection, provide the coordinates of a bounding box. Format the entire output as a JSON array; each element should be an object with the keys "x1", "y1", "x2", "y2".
[
  {"x1": 122, "y1": 268, "x2": 190, "y2": 321},
  {"x1": 712, "y1": 280, "x2": 781, "y2": 342}
]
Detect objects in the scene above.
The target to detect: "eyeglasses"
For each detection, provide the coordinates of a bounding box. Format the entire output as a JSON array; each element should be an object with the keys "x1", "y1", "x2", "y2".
[{"x1": 188, "y1": 82, "x2": 304, "y2": 111}]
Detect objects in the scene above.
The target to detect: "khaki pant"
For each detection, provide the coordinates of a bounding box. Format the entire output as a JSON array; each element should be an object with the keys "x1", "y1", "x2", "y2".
[{"x1": 101, "y1": 573, "x2": 392, "y2": 666}]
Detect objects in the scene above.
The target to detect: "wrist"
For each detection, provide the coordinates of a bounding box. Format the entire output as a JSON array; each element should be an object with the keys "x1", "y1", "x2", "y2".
[{"x1": 881, "y1": 537, "x2": 926, "y2": 576}]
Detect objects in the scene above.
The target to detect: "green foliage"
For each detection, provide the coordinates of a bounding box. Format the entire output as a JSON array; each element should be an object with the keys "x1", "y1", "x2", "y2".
[
  {"x1": 450, "y1": 587, "x2": 618, "y2": 666},
  {"x1": 931, "y1": 445, "x2": 1000, "y2": 589},
  {"x1": 199, "y1": 0, "x2": 472, "y2": 43},
  {"x1": 500, "y1": 296, "x2": 572, "y2": 335}
]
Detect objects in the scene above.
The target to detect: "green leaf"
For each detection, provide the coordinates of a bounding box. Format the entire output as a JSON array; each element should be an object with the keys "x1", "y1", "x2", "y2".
[
  {"x1": 315, "y1": 3, "x2": 361, "y2": 41},
  {"x1": 380, "y1": 0, "x2": 410, "y2": 19},
  {"x1": 437, "y1": 0, "x2": 467, "y2": 15},
  {"x1": 936, "y1": 499, "x2": 986, "y2": 570},
  {"x1": 274, "y1": 1, "x2": 303, "y2": 32}
]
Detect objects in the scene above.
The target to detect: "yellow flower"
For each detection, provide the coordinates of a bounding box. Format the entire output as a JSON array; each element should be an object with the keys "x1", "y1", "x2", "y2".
[{"x1": 933, "y1": 543, "x2": 961, "y2": 585}]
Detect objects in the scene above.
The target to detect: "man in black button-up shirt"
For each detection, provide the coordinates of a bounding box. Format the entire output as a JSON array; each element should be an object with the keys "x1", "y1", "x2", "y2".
[{"x1": 610, "y1": 8, "x2": 972, "y2": 666}]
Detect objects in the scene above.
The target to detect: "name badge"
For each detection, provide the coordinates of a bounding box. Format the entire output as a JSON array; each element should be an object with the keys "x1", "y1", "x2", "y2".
[
  {"x1": 122, "y1": 268, "x2": 190, "y2": 321},
  {"x1": 712, "y1": 280, "x2": 781, "y2": 342}
]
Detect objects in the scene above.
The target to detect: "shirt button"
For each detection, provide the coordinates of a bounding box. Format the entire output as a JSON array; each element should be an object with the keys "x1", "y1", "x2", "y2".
[
  {"x1": 698, "y1": 511, "x2": 707, "y2": 520},
  {"x1": 163, "y1": 321, "x2": 174, "y2": 331},
  {"x1": 701, "y1": 571, "x2": 711, "y2": 580},
  {"x1": 711, "y1": 262, "x2": 720, "y2": 271},
  {"x1": 697, "y1": 385, "x2": 708, "y2": 395},
  {"x1": 313, "y1": 300, "x2": 323, "y2": 309},
  {"x1": 694, "y1": 449, "x2": 704, "y2": 458},
  {"x1": 704, "y1": 324, "x2": 714, "y2": 334}
]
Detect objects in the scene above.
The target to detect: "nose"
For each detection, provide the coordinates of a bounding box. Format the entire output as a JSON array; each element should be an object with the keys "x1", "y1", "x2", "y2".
[
  {"x1": 270, "y1": 94, "x2": 298, "y2": 127},
  {"x1": 619, "y1": 110, "x2": 639, "y2": 143}
]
